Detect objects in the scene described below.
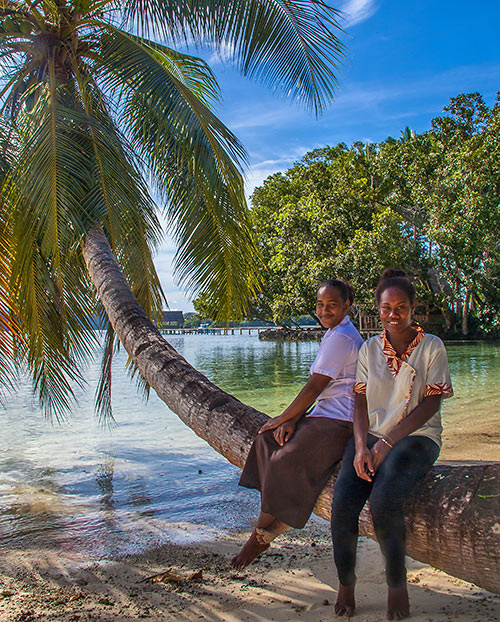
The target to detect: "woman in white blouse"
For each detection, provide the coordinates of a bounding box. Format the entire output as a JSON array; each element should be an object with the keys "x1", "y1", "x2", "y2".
[
  {"x1": 231, "y1": 279, "x2": 363, "y2": 569},
  {"x1": 331, "y1": 269, "x2": 452, "y2": 620}
]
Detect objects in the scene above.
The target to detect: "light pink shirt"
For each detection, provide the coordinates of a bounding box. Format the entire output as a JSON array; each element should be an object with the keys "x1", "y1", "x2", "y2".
[{"x1": 306, "y1": 316, "x2": 363, "y2": 422}]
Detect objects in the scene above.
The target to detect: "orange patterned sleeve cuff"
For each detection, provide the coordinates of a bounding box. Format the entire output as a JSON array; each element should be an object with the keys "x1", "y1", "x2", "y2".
[
  {"x1": 424, "y1": 383, "x2": 453, "y2": 397},
  {"x1": 353, "y1": 382, "x2": 367, "y2": 395}
]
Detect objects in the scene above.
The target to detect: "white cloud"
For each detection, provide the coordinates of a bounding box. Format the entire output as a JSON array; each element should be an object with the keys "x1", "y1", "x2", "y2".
[
  {"x1": 244, "y1": 166, "x2": 281, "y2": 198},
  {"x1": 228, "y1": 105, "x2": 302, "y2": 131},
  {"x1": 339, "y1": 0, "x2": 378, "y2": 28},
  {"x1": 244, "y1": 144, "x2": 319, "y2": 196}
]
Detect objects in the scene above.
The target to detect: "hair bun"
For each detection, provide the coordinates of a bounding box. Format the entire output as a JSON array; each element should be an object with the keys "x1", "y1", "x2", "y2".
[
  {"x1": 381, "y1": 268, "x2": 408, "y2": 280},
  {"x1": 343, "y1": 280, "x2": 355, "y2": 304},
  {"x1": 375, "y1": 268, "x2": 416, "y2": 306}
]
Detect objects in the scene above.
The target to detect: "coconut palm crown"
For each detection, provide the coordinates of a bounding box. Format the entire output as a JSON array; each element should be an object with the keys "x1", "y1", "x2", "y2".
[{"x1": 0, "y1": 0, "x2": 345, "y2": 419}]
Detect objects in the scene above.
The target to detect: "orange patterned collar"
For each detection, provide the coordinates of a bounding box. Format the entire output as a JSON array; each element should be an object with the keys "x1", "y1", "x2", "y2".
[{"x1": 380, "y1": 326, "x2": 424, "y2": 377}]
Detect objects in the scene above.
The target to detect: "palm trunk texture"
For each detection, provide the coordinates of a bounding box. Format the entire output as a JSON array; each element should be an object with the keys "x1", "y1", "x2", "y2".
[{"x1": 83, "y1": 226, "x2": 500, "y2": 595}]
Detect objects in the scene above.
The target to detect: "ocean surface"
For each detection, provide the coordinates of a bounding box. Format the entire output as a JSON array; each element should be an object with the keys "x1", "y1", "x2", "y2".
[{"x1": 0, "y1": 334, "x2": 499, "y2": 557}]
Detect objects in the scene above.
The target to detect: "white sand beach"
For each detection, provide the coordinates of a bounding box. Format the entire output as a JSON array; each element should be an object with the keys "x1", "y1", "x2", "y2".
[{"x1": 1, "y1": 517, "x2": 499, "y2": 621}]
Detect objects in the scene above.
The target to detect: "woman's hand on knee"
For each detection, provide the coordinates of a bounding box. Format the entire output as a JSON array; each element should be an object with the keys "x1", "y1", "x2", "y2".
[
  {"x1": 353, "y1": 446, "x2": 375, "y2": 481},
  {"x1": 273, "y1": 420, "x2": 296, "y2": 446},
  {"x1": 259, "y1": 416, "x2": 284, "y2": 435}
]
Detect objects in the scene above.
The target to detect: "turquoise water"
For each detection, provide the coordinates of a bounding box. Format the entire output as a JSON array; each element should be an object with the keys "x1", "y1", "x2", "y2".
[{"x1": 0, "y1": 334, "x2": 498, "y2": 557}]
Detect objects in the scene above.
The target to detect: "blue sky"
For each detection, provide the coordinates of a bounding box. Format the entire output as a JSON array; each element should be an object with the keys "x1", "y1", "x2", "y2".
[{"x1": 156, "y1": 0, "x2": 500, "y2": 312}]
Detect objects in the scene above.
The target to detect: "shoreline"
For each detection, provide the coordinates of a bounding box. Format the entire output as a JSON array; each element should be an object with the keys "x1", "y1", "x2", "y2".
[
  {"x1": 1, "y1": 521, "x2": 499, "y2": 621},
  {"x1": 0, "y1": 423, "x2": 498, "y2": 620},
  {"x1": 258, "y1": 325, "x2": 500, "y2": 343}
]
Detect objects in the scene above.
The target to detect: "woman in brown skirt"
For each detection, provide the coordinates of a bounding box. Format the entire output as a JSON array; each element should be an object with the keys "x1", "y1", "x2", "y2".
[{"x1": 231, "y1": 279, "x2": 363, "y2": 569}]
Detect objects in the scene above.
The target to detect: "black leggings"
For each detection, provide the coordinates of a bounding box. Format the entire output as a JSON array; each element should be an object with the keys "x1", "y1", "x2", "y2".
[{"x1": 331, "y1": 434, "x2": 439, "y2": 587}]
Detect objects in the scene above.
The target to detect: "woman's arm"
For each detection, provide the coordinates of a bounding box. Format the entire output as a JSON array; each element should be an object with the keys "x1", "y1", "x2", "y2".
[
  {"x1": 387, "y1": 395, "x2": 442, "y2": 443},
  {"x1": 371, "y1": 395, "x2": 442, "y2": 471},
  {"x1": 258, "y1": 372, "x2": 331, "y2": 436},
  {"x1": 260, "y1": 332, "x2": 357, "y2": 444},
  {"x1": 352, "y1": 393, "x2": 375, "y2": 481}
]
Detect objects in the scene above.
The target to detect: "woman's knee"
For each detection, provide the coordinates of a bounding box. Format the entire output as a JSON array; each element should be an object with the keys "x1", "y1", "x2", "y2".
[
  {"x1": 266, "y1": 441, "x2": 297, "y2": 468},
  {"x1": 332, "y1": 480, "x2": 370, "y2": 528},
  {"x1": 369, "y1": 485, "x2": 402, "y2": 523},
  {"x1": 331, "y1": 492, "x2": 351, "y2": 523}
]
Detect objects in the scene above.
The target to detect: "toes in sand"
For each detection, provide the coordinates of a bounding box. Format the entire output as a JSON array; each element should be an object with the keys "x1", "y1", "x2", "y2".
[
  {"x1": 386, "y1": 584, "x2": 410, "y2": 620},
  {"x1": 335, "y1": 583, "x2": 356, "y2": 617},
  {"x1": 230, "y1": 530, "x2": 270, "y2": 569}
]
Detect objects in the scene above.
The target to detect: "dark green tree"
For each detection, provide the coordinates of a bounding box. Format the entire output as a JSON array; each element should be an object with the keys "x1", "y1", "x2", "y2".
[
  {"x1": 249, "y1": 93, "x2": 500, "y2": 336},
  {"x1": 250, "y1": 144, "x2": 383, "y2": 323}
]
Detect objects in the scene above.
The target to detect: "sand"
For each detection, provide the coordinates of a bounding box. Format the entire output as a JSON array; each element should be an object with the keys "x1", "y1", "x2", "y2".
[
  {"x1": 440, "y1": 411, "x2": 500, "y2": 463},
  {"x1": 1, "y1": 426, "x2": 499, "y2": 621},
  {"x1": 1, "y1": 519, "x2": 499, "y2": 622}
]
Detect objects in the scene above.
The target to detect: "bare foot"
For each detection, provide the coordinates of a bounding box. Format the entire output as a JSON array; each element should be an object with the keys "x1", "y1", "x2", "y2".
[
  {"x1": 335, "y1": 583, "x2": 355, "y2": 617},
  {"x1": 387, "y1": 584, "x2": 410, "y2": 620},
  {"x1": 230, "y1": 529, "x2": 270, "y2": 569}
]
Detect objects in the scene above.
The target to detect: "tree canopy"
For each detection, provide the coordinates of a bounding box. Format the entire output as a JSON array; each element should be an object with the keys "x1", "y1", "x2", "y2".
[{"x1": 247, "y1": 93, "x2": 500, "y2": 337}]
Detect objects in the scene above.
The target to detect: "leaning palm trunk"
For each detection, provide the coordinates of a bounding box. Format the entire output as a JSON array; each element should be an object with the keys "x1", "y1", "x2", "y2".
[{"x1": 83, "y1": 226, "x2": 500, "y2": 595}]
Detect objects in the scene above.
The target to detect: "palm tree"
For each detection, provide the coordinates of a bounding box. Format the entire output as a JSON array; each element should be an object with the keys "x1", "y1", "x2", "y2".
[
  {"x1": 84, "y1": 228, "x2": 500, "y2": 595},
  {"x1": 0, "y1": 0, "x2": 345, "y2": 417},
  {"x1": 1, "y1": 1, "x2": 498, "y2": 594}
]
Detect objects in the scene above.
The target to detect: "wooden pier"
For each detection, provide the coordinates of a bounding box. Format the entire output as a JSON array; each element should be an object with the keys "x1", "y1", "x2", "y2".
[
  {"x1": 358, "y1": 314, "x2": 382, "y2": 338},
  {"x1": 160, "y1": 314, "x2": 429, "y2": 339},
  {"x1": 160, "y1": 326, "x2": 266, "y2": 336}
]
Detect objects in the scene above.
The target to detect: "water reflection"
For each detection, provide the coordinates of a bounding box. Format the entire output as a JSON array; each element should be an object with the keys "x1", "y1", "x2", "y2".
[
  {"x1": 96, "y1": 455, "x2": 115, "y2": 511},
  {"x1": 173, "y1": 335, "x2": 315, "y2": 391},
  {"x1": 444, "y1": 342, "x2": 500, "y2": 417}
]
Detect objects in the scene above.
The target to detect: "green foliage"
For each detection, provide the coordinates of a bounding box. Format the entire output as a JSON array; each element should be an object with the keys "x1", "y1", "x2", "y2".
[
  {"x1": 192, "y1": 292, "x2": 215, "y2": 322},
  {"x1": 183, "y1": 312, "x2": 204, "y2": 328},
  {"x1": 0, "y1": 0, "x2": 346, "y2": 418},
  {"x1": 251, "y1": 143, "x2": 384, "y2": 323},
  {"x1": 334, "y1": 208, "x2": 426, "y2": 310},
  {"x1": 251, "y1": 92, "x2": 500, "y2": 336},
  {"x1": 400, "y1": 93, "x2": 500, "y2": 335}
]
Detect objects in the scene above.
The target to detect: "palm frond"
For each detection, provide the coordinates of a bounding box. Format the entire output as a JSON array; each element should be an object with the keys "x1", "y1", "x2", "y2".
[
  {"x1": 71, "y1": 60, "x2": 164, "y2": 252},
  {"x1": 170, "y1": 177, "x2": 263, "y2": 321},
  {"x1": 70, "y1": 58, "x2": 167, "y2": 418},
  {"x1": 5, "y1": 80, "x2": 101, "y2": 418},
  {"x1": 0, "y1": 118, "x2": 24, "y2": 384},
  {"x1": 10, "y1": 234, "x2": 95, "y2": 419},
  {"x1": 0, "y1": 0, "x2": 315, "y2": 417},
  {"x1": 94, "y1": 319, "x2": 117, "y2": 425},
  {"x1": 96, "y1": 26, "x2": 246, "y2": 176},
  {"x1": 0, "y1": 150, "x2": 22, "y2": 396},
  {"x1": 123, "y1": 0, "x2": 346, "y2": 113},
  {"x1": 95, "y1": 25, "x2": 261, "y2": 318}
]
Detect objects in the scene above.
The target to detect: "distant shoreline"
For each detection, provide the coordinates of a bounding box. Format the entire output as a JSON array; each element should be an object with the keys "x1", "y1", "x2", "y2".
[{"x1": 258, "y1": 326, "x2": 500, "y2": 343}]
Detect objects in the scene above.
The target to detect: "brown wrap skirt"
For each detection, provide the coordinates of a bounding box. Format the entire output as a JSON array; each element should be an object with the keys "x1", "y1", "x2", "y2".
[{"x1": 239, "y1": 416, "x2": 353, "y2": 528}]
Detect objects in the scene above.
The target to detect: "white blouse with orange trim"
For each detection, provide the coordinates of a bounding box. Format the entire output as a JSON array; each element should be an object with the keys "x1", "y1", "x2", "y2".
[{"x1": 353, "y1": 329, "x2": 453, "y2": 448}]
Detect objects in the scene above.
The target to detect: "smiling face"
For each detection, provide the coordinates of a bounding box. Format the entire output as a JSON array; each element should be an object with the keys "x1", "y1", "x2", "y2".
[
  {"x1": 316, "y1": 286, "x2": 350, "y2": 330},
  {"x1": 378, "y1": 286, "x2": 415, "y2": 335}
]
